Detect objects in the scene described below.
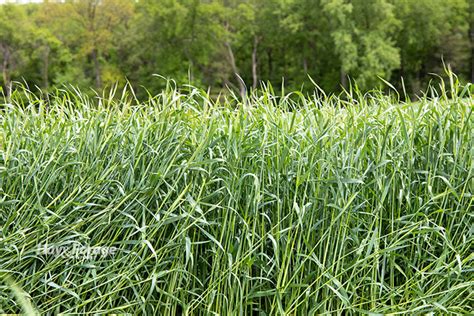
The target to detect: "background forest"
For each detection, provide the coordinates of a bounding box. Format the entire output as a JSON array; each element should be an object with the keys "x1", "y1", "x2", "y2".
[{"x1": 1, "y1": 0, "x2": 473, "y2": 98}]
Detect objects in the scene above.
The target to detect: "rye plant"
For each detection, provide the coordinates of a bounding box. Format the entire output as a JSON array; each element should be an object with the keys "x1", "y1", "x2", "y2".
[{"x1": 0, "y1": 79, "x2": 472, "y2": 314}]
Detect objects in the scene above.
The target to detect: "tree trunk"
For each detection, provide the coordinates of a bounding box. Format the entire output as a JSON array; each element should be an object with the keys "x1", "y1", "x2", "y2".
[
  {"x1": 252, "y1": 35, "x2": 259, "y2": 89},
  {"x1": 187, "y1": 0, "x2": 199, "y2": 83},
  {"x1": 225, "y1": 40, "x2": 246, "y2": 98},
  {"x1": 340, "y1": 68, "x2": 347, "y2": 90},
  {"x1": 42, "y1": 46, "x2": 50, "y2": 90},
  {"x1": 91, "y1": 48, "x2": 101, "y2": 89},
  {"x1": 413, "y1": 66, "x2": 423, "y2": 95},
  {"x1": 87, "y1": 1, "x2": 101, "y2": 89},
  {"x1": 2, "y1": 46, "x2": 11, "y2": 99}
]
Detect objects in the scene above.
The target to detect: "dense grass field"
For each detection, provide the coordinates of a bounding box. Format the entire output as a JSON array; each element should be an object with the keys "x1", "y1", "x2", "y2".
[{"x1": 0, "y1": 84, "x2": 472, "y2": 314}]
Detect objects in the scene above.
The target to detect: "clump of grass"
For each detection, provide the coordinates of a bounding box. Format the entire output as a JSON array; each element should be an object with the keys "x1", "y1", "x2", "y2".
[{"x1": 0, "y1": 81, "x2": 472, "y2": 314}]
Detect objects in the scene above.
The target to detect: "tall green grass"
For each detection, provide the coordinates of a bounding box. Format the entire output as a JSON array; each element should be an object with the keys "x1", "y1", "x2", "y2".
[{"x1": 0, "y1": 82, "x2": 472, "y2": 314}]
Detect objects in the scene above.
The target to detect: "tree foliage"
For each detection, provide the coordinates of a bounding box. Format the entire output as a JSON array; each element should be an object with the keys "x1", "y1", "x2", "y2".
[{"x1": 0, "y1": 0, "x2": 472, "y2": 96}]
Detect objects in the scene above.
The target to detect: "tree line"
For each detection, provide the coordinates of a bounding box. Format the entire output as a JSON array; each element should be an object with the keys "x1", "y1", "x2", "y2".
[{"x1": 1, "y1": 0, "x2": 473, "y2": 98}]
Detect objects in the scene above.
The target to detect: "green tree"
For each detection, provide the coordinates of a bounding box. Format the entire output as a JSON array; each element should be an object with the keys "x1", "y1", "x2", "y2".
[
  {"x1": 394, "y1": 0, "x2": 470, "y2": 92},
  {"x1": 126, "y1": 0, "x2": 225, "y2": 94},
  {"x1": 0, "y1": 5, "x2": 31, "y2": 98},
  {"x1": 38, "y1": 0, "x2": 134, "y2": 89},
  {"x1": 322, "y1": 0, "x2": 399, "y2": 90}
]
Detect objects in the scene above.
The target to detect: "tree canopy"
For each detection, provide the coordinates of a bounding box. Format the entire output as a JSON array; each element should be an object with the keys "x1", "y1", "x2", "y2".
[{"x1": 0, "y1": 0, "x2": 472, "y2": 97}]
